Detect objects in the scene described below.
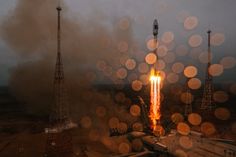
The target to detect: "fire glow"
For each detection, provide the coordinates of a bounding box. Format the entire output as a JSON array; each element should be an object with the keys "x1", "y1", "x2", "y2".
[{"x1": 149, "y1": 69, "x2": 162, "y2": 131}]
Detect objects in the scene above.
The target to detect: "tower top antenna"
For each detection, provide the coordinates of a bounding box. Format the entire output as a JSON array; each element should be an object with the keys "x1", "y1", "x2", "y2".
[{"x1": 57, "y1": 0, "x2": 62, "y2": 11}]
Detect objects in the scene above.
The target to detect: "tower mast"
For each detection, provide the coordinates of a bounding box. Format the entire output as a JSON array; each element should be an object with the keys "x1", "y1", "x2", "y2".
[
  {"x1": 201, "y1": 30, "x2": 215, "y2": 111},
  {"x1": 44, "y1": 4, "x2": 75, "y2": 157}
]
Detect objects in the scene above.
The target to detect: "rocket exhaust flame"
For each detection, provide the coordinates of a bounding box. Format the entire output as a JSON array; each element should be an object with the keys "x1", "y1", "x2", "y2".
[{"x1": 149, "y1": 69, "x2": 162, "y2": 132}]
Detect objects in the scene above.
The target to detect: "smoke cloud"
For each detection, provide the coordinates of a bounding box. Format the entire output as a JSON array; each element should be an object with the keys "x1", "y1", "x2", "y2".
[{"x1": 0, "y1": 0, "x2": 136, "y2": 122}]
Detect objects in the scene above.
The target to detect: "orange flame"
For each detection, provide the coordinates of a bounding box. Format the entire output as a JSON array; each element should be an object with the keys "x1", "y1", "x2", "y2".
[{"x1": 149, "y1": 69, "x2": 162, "y2": 131}]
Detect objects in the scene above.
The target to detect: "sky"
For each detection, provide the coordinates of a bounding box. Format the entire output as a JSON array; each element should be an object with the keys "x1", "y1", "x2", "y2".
[{"x1": 0, "y1": 0, "x2": 236, "y2": 86}]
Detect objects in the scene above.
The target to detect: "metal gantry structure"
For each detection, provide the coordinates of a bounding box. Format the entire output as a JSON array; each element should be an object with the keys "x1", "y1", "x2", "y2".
[
  {"x1": 44, "y1": 5, "x2": 74, "y2": 157},
  {"x1": 201, "y1": 30, "x2": 216, "y2": 111}
]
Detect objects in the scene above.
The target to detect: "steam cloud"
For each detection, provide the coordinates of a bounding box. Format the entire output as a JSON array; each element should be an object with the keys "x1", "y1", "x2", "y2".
[{"x1": 0, "y1": 0, "x2": 135, "y2": 117}]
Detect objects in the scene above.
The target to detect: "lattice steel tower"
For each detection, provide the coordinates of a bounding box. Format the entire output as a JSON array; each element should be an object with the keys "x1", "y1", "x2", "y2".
[
  {"x1": 44, "y1": 5, "x2": 74, "y2": 157},
  {"x1": 201, "y1": 30, "x2": 215, "y2": 111}
]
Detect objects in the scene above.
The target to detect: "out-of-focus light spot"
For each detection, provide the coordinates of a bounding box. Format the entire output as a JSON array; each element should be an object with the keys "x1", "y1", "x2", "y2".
[
  {"x1": 154, "y1": 59, "x2": 166, "y2": 70},
  {"x1": 179, "y1": 136, "x2": 193, "y2": 149},
  {"x1": 118, "y1": 17, "x2": 130, "y2": 30},
  {"x1": 132, "y1": 122, "x2": 143, "y2": 132},
  {"x1": 116, "y1": 68, "x2": 127, "y2": 79},
  {"x1": 184, "y1": 16, "x2": 198, "y2": 30},
  {"x1": 96, "y1": 106, "x2": 106, "y2": 117},
  {"x1": 167, "y1": 73, "x2": 179, "y2": 84},
  {"x1": 128, "y1": 73, "x2": 138, "y2": 83},
  {"x1": 184, "y1": 66, "x2": 198, "y2": 78},
  {"x1": 132, "y1": 139, "x2": 143, "y2": 152},
  {"x1": 177, "y1": 122, "x2": 190, "y2": 135},
  {"x1": 163, "y1": 52, "x2": 176, "y2": 63},
  {"x1": 80, "y1": 116, "x2": 92, "y2": 129},
  {"x1": 188, "y1": 78, "x2": 201, "y2": 90},
  {"x1": 125, "y1": 59, "x2": 136, "y2": 70},
  {"x1": 209, "y1": 64, "x2": 224, "y2": 76},
  {"x1": 176, "y1": 45, "x2": 188, "y2": 56},
  {"x1": 139, "y1": 74, "x2": 149, "y2": 85},
  {"x1": 230, "y1": 83, "x2": 236, "y2": 95},
  {"x1": 132, "y1": 80, "x2": 143, "y2": 91},
  {"x1": 171, "y1": 113, "x2": 184, "y2": 124},
  {"x1": 130, "y1": 104, "x2": 141, "y2": 117},
  {"x1": 188, "y1": 34, "x2": 202, "y2": 47},
  {"x1": 211, "y1": 33, "x2": 225, "y2": 46},
  {"x1": 201, "y1": 122, "x2": 216, "y2": 136},
  {"x1": 118, "y1": 122, "x2": 128, "y2": 134},
  {"x1": 153, "y1": 125, "x2": 165, "y2": 136},
  {"x1": 157, "y1": 45, "x2": 168, "y2": 57},
  {"x1": 172, "y1": 62, "x2": 185, "y2": 74},
  {"x1": 188, "y1": 113, "x2": 202, "y2": 126},
  {"x1": 118, "y1": 41, "x2": 129, "y2": 53},
  {"x1": 145, "y1": 53, "x2": 157, "y2": 65},
  {"x1": 213, "y1": 91, "x2": 229, "y2": 103},
  {"x1": 158, "y1": 71, "x2": 166, "y2": 80},
  {"x1": 138, "y1": 62, "x2": 149, "y2": 73},
  {"x1": 180, "y1": 92, "x2": 194, "y2": 104},
  {"x1": 214, "y1": 107, "x2": 231, "y2": 120},
  {"x1": 199, "y1": 51, "x2": 213, "y2": 63},
  {"x1": 162, "y1": 32, "x2": 174, "y2": 44},
  {"x1": 89, "y1": 129, "x2": 100, "y2": 141},
  {"x1": 220, "y1": 56, "x2": 236, "y2": 69},
  {"x1": 118, "y1": 142, "x2": 131, "y2": 154},
  {"x1": 96, "y1": 60, "x2": 106, "y2": 71},
  {"x1": 146, "y1": 38, "x2": 159, "y2": 51},
  {"x1": 175, "y1": 149, "x2": 188, "y2": 157},
  {"x1": 109, "y1": 117, "x2": 120, "y2": 128}
]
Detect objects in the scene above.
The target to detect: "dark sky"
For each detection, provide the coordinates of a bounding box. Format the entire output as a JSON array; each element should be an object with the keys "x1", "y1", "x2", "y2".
[{"x1": 0, "y1": 0, "x2": 236, "y2": 85}]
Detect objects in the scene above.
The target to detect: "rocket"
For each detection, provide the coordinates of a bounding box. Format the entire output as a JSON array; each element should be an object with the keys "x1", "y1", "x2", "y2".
[{"x1": 153, "y1": 19, "x2": 159, "y2": 40}]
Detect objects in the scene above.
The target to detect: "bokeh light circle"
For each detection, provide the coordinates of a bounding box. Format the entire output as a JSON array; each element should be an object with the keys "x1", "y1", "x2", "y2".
[
  {"x1": 184, "y1": 16, "x2": 198, "y2": 30},
  {"x1": 209, "y1": 64, "x2": 224, "y2": 76},
  {"x1": 179, "y1": 136, "x2": 193, "y2": 149},
  {"x1": 162, "y1": 32, "x2": 174, "y2": 44},
  {"x1": 125, "y1": 59, "x2": 136, "y2": 70},
  {"x1": 184, "y1": 66, "x2": 198, "y2": 78},
  {"x1": 145, "y1": 53, "x2": 157, "y2": 65},
  {"x1": 200, "y1": 122, "x2": 216, "y2": 136},
  {"x1": 172, "y1": 62, "x2": 185, "y2": 74},
  {"x1": 171, "y1": 113, "x2": 184, "y2": 124},
  {"x1": 187, "y1": 78, "x2": 201, "y2": 90},
  {"x1": 188, "y1": 113, "x2": 202, "y2": 126},
  {"x1": 132, "y1": 80, "x2": 143, "y2": 91},
  {"x1": 130, "y1": 105, "x2": 141, "y2": 117},
  {"x1": 214, "y1": 107, "x2": 231, "y2": 120},
  {"x1": 213, "y1": 91, "x2": 229, "y2": 103},
  {"x1": 188, "y1": 34, "x2": 202, "y2": 47},
  {"x1": 177, "y1": 122, "x2": 190, "y2": 135},
  {"x1": 220, "y1": 56, "x2": 236, "y2": 69}
]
